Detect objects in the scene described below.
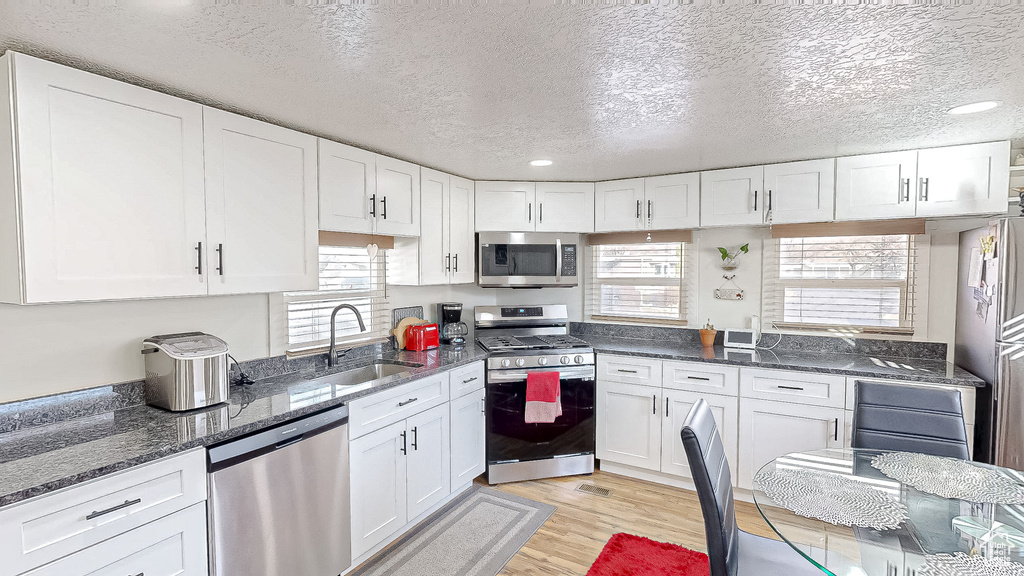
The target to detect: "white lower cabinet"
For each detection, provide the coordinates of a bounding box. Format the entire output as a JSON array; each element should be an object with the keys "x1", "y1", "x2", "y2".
[
  {"x1": 22, "y1": 503, "x2": 208, "y2": 576},
  {"x1": 737, "y1": 398, "x2": 845, "y2": 490},
  {"x1": 450, "y1": 387, "x2": 486, "y2": 488},
  {"x1": 596, "y1": 381, "x2": 662, "y2": 471},
  {"x1": 406, "y1": 404, "x2": 451, "y2": 519},
  {"x1": 661, "y1": 390, "x2": 738, "y2": 479},
  {"x1": 349, "y1": 419, "x2": 411, "y2": 559}
]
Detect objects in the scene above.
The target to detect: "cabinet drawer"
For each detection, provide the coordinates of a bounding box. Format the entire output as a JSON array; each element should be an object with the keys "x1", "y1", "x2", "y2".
[
  {"x1": 22, "y1": 502, "x2": 207, "y2": 576},
  {"x1": 349, "y1": 374, "x2": 450, "y2": 439},
  {"x1": 0, "y1": 449, "x2": 205, "y2": 576},
  {"x1": 598, "y1": 354, "x2": 662, "y2": 386},
  {"x1": 662, "y1": 361, "x2": 739, "y2": 396},
  {"x1": 740, "y1": 368, "x2": 846, "y2": 408},
  {"x1": 449, "y1": 362, "x2": 485, "y2": 399}
]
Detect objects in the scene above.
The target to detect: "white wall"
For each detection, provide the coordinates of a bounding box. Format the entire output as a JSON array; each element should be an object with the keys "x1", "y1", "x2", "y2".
[{"x1": 693, "y1": 227, "x2": 768, "y2": 331}]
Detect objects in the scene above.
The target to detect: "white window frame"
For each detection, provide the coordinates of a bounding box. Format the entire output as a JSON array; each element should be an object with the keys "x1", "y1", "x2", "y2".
[{"x1": 585, "y1": 242, "x2": 693, "y2": 326}]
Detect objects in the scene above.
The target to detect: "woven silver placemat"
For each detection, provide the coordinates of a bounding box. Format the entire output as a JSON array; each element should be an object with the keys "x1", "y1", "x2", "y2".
[
  {"x1": 871, "y1": 452, "x2": 1024, "y2": 504},
  {"x1": 754, "y1": 468, "x2": 907, "y2": 530},
  {"x1": 920, "y1": 553, "x2": 1024, "y2": 576}
]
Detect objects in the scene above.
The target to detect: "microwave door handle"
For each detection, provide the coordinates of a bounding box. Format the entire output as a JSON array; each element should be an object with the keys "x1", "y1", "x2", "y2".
[{"x1": 556, "y1": 238, "x2": 562, "y2": 282}]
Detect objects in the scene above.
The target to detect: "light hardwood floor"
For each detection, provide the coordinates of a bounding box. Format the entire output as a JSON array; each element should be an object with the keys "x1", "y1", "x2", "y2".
[{"x1": 487, "y1": 470, "x2": 779, "y2": 576}]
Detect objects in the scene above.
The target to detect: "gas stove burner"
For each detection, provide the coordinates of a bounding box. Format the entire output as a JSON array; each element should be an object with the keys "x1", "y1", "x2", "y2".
[
  {"x1": 478, "y1": 336, "x2": 530, "y2": 351},
  {"x1": 536, "y1": 334, "x2": 589, "y2": 348}
]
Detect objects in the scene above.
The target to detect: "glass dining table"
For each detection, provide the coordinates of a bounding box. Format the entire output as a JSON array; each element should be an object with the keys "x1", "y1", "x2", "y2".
[{"x1": 752, "y1": 448, "x2": 1024, "y2": 576}]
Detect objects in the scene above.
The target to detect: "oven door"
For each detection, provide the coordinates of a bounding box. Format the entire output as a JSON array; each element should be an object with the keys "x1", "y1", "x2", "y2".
[
  {"x1": 478, "y1": 232, "x2": 579, "y2": 288},
  {"x1": 485, "y1": 368, "x2": 595, "y2": 465}
]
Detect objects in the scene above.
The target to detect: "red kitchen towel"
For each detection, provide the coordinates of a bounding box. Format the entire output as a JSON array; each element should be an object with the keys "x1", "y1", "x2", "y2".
[{"x1": 525, "y1": 372, "x2": 561, "y2": 424}]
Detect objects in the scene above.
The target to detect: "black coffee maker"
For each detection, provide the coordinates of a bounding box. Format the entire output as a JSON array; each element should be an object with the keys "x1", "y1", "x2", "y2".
[{"x1": 437, "y1": 302, "x2": 468, "y2": 347}]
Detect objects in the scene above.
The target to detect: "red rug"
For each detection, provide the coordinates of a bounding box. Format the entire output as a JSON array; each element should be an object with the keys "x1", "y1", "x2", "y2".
[{"x1": 586, "y1": 533, "x2": 710, "y2": 576}]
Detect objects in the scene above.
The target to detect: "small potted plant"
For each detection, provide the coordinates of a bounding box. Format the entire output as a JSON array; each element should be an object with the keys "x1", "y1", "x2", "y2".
[
  {"x1": 718, "y1": 243, "x2": 749, "y2": 270},
  {"x1": 699, "y1": 319, "x2": 717, "y2": 348}
]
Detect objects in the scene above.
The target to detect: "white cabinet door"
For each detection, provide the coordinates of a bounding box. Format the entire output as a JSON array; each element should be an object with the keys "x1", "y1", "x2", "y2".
[
  {"x1": 10, "y1": 52, "x2": 207, "y2": 303},
  {"x1": 21, "y1": 503, "x2": 208, "y2": 576},
  {"x1": 835, "y1": 151, "x2": 918, "y2": 221},
  {"x1": 661, "y1": 390, "x2": 738, "y2": 482},
  {"x1": 418, "y1": 168, "x2": 449, "y2": 286},
  {"x1": 535, "y1": 182, "x2": 595, "y2": 233},
  {"x1": 737, "y1": 399, "x2": 845, "y2": 490},
  {"x1": 764, "y1": 159, "x2": 836, "y2": 224},
  {"x1": 700, "y1": 166, "x2": 765, "y2": 227},
  {"x1": 448, "y1": 176, "x2": 476, "y2": 284},
  {"x1": 595, "y1": 179, "x2": 644, "y2": 232},
  {"x1": 450, "y1": 388, "x2": 486, "y2": 488},
  {"x1": 596, "y1": 381, "x2": 662, "y2": 471},
  {"x1": 475, "y1": 182, "x2": 535, "y2": 232},
  {"x1": 646, "y1": 173, "x2": 700, "y2": 230},
  {"x1": 916, "y1": 141, "x2": 1010, "y2": 217},
  {"x1": 318, "y1": 139, "x2": 376, "y2": 234},
  {"x1": 406, "y1": 403, "x2": 451, "y2": 520},
  {"x1": 350, "y1": 420, "x2": 408, "y2": 559},
  {"x1": 203, "y1": 108, "x2": 318, "y2": 295},
  {"x1": 374, "y1": 156, "x2": 420, "y2": 237}
]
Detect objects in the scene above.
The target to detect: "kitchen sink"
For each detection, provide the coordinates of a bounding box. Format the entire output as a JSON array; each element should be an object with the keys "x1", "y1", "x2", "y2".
[{"x1": 316, "y1": 361, "x2": 424, "y2": 387}]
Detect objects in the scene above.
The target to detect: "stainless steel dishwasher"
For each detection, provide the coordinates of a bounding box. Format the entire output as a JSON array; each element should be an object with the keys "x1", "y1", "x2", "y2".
[{"x1": 208, "y1": 404, "x2": 350, "y2": 576}]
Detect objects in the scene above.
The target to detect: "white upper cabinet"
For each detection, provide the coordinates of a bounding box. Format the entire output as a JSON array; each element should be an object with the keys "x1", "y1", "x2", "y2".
[
  {"x1": 700, "y1": 166, "x2": 765, "y2": 227},
  {"x1": 535, "y1": 182, "x2": 595, "y2": 233},
  {"x1": 763, "y1": 159, "x2": 836, "y2": 224},
  {"x1": 448, "y1": 176, "x2": 476, "y2": 284},
  {"x1": 835, "y1": 151, "x2": 918, "y2": 221},
  {"x1": 374, "y1": 155, "x2": 420, "y2": 237},
  {"x1": 318, "y1": 140, "x2": 376, "y2": 234},
  {"x1": 0, "y1": 52, "x2": 208, "y2": 304},
  {"x1": 475, "y1": 181, "x2": 536, "y2": 232},
  {"x1": 416, "y1": 168, "x2": 450, "y2": 286},
  {"x1": 646, "y1": 173, "x2": 700, "y2": 230},
  {"x1": 594, "y1": 179, "x2": 645, "y2": 233},
  {"x1": 203, "y1": 107, "x2": 319, "y2": 294},
  {"x1": 916, "y1": 141, "x2": 1009, "y2": 217}
]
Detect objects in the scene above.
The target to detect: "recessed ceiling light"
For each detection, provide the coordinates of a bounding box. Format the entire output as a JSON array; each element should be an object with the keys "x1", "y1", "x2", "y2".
[
  {"x1": 529, "y1": 159, "x2": 553, "y2": 167},
  {"x1": 947, "y1": 101, "x2": 1001, "y2": 115}
]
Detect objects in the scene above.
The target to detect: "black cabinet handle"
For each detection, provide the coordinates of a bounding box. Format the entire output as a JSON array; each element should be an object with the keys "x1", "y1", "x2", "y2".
[
  {"x1": 539, "y1": 203, "x2": 544, "y2": 224},
  {"x1": 462, "y1": 377, "x2": 477, "y2": 384},
  {"x1": 665, "y1": 397, "x2": 669, "y2": 417},
  {"x1": 398, "y1": 398, "x2": 418, "y2": 407},
  {"x1": 647, "y1": 200, "x2": 652, "y2": 221},
  {"x1": 902, "y1": 179, "x2": 911, "y2": 202},
  {"x1": 920, "y1": 177, "x2": 930, "y2": 201},
  {"x1": 768, "y1": 190, "x2": 773, "y2": 212},
  {"x1": 216, "y1": 243, "x2": 224, "y2": 275},
  {"x1": 446, "y1": 254, "x2": 451, "y2": 272},
  {"x1": 636, "y1": 200, "x2": 641, "y2": 219},
  {"x1": 753, "y1": 190, "x2": 758, "y2": 211},
  {"x1": 86, "y1": 498, "x2": 142, "y2": 521},
  {"x1": 411, "y1": 426, "x2": 418, "y2": 450},
  {"x1": 381, "y1": 196, "x2": 388, "y2": 219},
  {"x1": 369, "y1": 193, "x2": 377, "y2": 217},
  {"x1": 454, "y1": 254, "x2": 458, "y2": 272},
  {"x1": 400, "y1": 431, "x2": 407, "y2": 455},
  {"x1": 617, "y1": 369, "x2": 638, "y2": 374},
  {"x1": 652, "y1": 395, "x2": 657, "y2": 415},
  {"x1": 777, "y1": 385, "x2": 804, "y2": 391},
  {"x1": 687, "y1": 376, "x2": 711, "y2": 381},
  {"x1": 528, "y1": 203, "x2": 532, "y2": 222},
  {"x1": 834, "y1": 418, "x2": 839, "y2": 442},
  {"x1": 195, "y1": 242, "x2": 203, "y2": 275}
]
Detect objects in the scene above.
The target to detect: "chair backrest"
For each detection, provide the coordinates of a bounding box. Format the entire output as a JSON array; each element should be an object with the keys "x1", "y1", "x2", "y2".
[
  {"x1": 852, "y1": 380, "x2": 970, "y2": 459},
  {"x1": 680, "y1": 398, "x2": 738, "y2": 576}
]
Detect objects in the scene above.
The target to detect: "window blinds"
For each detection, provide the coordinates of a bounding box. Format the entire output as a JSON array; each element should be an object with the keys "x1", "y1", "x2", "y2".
[
  {"x1": 586, "y1": 243, "x2": 691, "y2": 324},
  {"x1": 283, "y1": 246, "x2": 390, "y2": 352},
  {"x1": 762, "y1": 235, "x2": 917, "y2": 333}
]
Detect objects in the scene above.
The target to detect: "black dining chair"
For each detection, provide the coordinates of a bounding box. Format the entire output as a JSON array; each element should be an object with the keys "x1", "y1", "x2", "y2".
[
  {"x1": 680, "y1": 399, "x2": 821, "y2": 576},
  {"x1": 851, "y1": 380, "x2": 971, "y2": 459}
]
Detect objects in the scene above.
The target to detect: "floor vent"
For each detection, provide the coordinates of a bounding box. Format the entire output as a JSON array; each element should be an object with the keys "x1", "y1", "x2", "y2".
[{"x1": 576, "y1": 483, "x2": 611, "y2": 497}]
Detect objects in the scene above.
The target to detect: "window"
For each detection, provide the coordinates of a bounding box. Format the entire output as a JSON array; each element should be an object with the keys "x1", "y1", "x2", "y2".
[
  {"x1": 281, "y1": 246, "x2": 390, "y2": 353},
  {"x1": 586, "y1": 243, "x2": 690, "y2": 324},
  {"x1": 762, "y1": 234, "x2": 918, "y2": 333}
]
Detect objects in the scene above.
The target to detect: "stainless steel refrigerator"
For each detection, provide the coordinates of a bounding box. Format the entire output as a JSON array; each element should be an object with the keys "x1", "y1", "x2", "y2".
[{"x1": 956, "y1": 217, "x2": 1024, "y2": 469}]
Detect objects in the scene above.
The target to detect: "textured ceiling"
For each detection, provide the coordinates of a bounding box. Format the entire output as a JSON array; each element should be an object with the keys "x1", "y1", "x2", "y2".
[{"x1": 0, "y1": 4, "x2": 1023, "y2": 181}]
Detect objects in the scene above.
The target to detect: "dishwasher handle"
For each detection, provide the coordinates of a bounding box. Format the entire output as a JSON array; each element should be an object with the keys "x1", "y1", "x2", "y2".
[{"x1": 208, "y1": 404, "x2": 349, "y2": 473}]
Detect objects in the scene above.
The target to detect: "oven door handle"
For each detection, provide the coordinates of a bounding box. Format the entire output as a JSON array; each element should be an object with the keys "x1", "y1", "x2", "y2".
[
  {"x1": 487, "y1": 368, "x2": 595, "y2": 383},
  {"x1": 555, "y1": 238, "x2": 562, "y2": 283}
]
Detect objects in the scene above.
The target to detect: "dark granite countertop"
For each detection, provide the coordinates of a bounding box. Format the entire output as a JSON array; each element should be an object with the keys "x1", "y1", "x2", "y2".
[
  {"x1": 0, "y1": 346, "x2": 487, "y2": 507},
  {"x1": 582, "y1": 336, "x2": 985, "y2": 388}
]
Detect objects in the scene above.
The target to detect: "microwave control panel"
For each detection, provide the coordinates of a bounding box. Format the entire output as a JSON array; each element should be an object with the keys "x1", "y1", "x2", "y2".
[{"x1": 561, "y1": 244, "x2": 577, "y2": 277}]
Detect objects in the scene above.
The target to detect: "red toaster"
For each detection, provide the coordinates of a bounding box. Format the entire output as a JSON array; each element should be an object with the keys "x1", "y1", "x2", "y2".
[{"x1": 405, "y1": 324, "x2": 440, "y2": 351}]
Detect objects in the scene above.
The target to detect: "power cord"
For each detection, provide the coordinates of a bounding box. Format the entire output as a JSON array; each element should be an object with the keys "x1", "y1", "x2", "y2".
[{"x1": 229, "y1": 353, "x2": 255, "y2": 386}]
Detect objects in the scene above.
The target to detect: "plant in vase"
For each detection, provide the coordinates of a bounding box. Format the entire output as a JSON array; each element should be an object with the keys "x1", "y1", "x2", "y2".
[
  {"x1": 699, "y1": 319, "x2": 717, "y2": 348},
  {"x1": 717, "y1": 243, "x2": 749, "y2": 270}
]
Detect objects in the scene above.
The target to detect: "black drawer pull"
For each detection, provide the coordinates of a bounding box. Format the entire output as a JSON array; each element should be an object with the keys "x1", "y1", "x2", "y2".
[
  {"x1": 398, "y1": 398, "x2": 418, "y2": 407},
  {"x1": 617, "y1": 369, "x2": 638, "y2": 374},
  {"x1": 777, "y1": 385, "x2": 805, "y2": 391},
  {"x1": 687, "y1": 376, "x2": 711, "y2": 381},
  {"x1": 462, "y1": 377, "x2": 478, "y2": 384},
  {"x1": 86, "y1": 498, "x2": 142, "y2": 521}
]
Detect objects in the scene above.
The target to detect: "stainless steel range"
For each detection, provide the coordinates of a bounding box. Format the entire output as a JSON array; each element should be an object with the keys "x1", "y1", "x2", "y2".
[{"x1": 475, "y1": 305, "x2": 596, "y2": 484}]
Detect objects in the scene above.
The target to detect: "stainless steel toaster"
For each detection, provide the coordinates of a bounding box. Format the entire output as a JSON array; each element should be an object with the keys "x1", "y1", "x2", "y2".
[{"x1": 142, "y1": 332, "x2": 230, "y2": 412}]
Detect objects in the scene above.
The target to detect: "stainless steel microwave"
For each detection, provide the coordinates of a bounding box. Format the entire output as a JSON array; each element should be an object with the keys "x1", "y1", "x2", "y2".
[{"x1": 477, "y1": 232, "x2": 579, "y2": 288}]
